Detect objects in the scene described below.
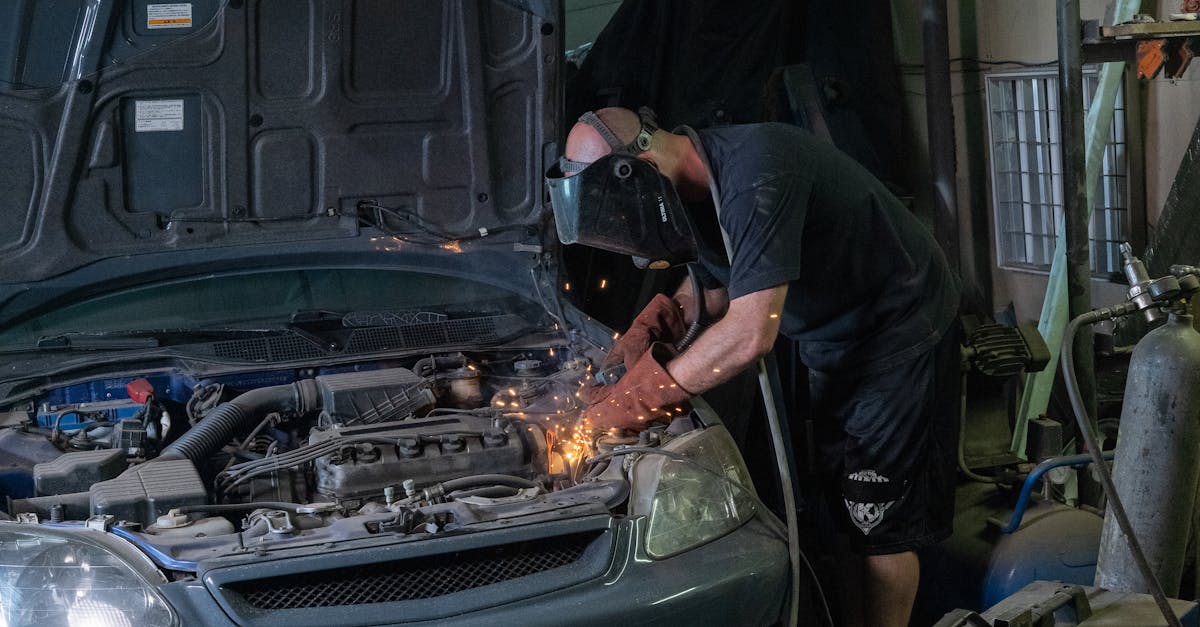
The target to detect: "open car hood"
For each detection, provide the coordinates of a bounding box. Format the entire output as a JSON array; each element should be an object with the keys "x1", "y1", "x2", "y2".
[{"x1": 0, "y1": 0, "x2": 561, "y2": 329}]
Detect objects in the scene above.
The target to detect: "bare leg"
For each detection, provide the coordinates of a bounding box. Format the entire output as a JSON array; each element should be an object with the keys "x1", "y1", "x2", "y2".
[{"x1": 862, "y1": 551, "x2": 919, "y2": 627}]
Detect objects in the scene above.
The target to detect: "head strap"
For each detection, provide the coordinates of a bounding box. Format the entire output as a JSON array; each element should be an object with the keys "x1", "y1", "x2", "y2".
[{"x1": 559, "y1": 107, "x2": 660, "y2": 174}]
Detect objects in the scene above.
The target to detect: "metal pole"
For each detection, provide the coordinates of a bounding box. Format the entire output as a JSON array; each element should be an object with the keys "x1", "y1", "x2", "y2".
[
  {"x1": 1056, "y1": 0, "x2": 1096, "y2": 425},
  {"x1": 1011, "y1": 0, "x2": 1138, "y2": 458},
  {"x1": 922, "y1": 0, "x2": 960, "y2": 273}
]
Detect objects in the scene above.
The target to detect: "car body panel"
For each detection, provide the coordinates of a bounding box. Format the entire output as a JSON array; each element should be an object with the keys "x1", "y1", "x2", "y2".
[
  {"x1": 156, "y1": 516, "x2": 788, "y2": 626},
  {"x1": 0, "y1": 0, "x2": 559, "y2": 329}
]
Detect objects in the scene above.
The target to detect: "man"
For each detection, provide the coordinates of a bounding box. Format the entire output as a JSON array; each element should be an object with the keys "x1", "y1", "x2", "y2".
[{"x1": 545, "y1": 107, "x2": 961, "y2": 627}]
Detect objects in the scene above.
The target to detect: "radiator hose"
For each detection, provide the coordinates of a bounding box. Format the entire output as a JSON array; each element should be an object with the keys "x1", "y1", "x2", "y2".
[{"x1": 157, "y1": 380, "x2": 320, "y2": 465}]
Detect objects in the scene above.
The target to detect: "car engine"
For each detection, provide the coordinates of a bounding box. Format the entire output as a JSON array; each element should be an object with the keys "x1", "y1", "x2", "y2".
[{"x1": 0, "y1": 348, "x2": 656, "y2": 549}]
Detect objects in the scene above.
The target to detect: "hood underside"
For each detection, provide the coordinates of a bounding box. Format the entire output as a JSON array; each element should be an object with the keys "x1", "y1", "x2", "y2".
[{"x1": 0, "y1": 0, "x2": 561, "y2": 326}]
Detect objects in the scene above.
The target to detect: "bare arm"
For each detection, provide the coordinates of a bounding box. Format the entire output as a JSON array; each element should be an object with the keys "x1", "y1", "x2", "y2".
[{"x1": 665, "y1": 284, "x2": 787, "y2": 394}]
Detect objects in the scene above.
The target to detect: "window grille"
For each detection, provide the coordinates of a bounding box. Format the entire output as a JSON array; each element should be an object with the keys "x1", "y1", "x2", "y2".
[{"x1": 986, "y1": 69, "x2": 1129, "y2": 274}]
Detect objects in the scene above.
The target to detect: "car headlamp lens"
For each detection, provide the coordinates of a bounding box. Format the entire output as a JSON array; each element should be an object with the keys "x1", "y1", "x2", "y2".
[
  {"x1": 0, "y1": 524, "x2": 176, "y2": 627},
  {"x1": 628, "y1": 425, "x2": 758, "y2": 559}
]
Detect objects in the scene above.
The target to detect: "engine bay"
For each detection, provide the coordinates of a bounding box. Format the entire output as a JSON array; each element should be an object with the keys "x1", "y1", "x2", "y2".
[{"x1": 0, "y1": 347, "x2": 709, "y2": 566}]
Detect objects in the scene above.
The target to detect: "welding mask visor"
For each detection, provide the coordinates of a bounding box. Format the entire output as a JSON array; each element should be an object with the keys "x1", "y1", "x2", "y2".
[{"x1": 545, "y1": 154, "x2": 697, "y2": 269}]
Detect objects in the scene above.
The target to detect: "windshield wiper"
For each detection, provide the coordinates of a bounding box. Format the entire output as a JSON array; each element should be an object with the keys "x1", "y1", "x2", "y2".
[
  {"x1": 12, "y1": 328, "x2": 280, "y2": 354},
  {"x1": 289, "y1": 309, "x2": 345, "y2": 325},
  {"x1": 34, "y1": 334, "x2": 161, "y2": 351}
]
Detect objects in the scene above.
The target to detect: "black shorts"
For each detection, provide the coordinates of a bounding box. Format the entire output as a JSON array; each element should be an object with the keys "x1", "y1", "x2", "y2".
[{"x1": 808, "y1": 326, "x2": 961, "y2": 555}]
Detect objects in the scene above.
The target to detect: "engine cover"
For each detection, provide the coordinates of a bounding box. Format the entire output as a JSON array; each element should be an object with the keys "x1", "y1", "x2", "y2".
[{"x1": 309, "y1": 416, "x2": 547, "y2": 501}]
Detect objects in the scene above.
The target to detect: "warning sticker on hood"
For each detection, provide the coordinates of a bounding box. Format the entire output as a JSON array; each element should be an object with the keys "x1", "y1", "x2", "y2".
[
  {"x1": 135, "y1": 100, "x2": 185, "y2": 132},
  {"x1": 147, "y1": 3, "x2": 193, "y2": 29}
]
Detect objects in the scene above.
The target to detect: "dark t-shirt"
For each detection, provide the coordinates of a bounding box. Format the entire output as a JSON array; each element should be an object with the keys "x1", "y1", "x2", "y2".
[{"x1": 690, "y1": 123, "x2": 960, "y2": 373}]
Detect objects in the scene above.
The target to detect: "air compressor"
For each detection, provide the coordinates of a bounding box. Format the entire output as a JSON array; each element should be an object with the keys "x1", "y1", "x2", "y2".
[{"x1": 936, "y1": 246, "x2": 1200, "y2": 626}]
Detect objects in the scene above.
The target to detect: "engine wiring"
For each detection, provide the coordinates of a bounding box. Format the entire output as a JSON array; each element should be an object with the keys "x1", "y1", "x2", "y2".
[
  {"x1": 350, "y1": 201, "x2": 527, "y2": 246},
  {"x1": 50, "y1": 410, "x2": 101, "y2": 443}
]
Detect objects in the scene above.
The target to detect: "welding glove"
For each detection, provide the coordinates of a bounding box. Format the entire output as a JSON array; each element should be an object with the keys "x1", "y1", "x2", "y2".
[
  {"x1": 603, "y1": 294, "x2": 687, "y2": 372},
  {"x1": 584, "y1": 343, "x2": 691, "y2": 432}
]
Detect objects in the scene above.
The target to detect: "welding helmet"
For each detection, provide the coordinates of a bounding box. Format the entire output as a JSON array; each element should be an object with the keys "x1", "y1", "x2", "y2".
[{"x1": 545, "y1": 108, "x2": 698, "y2": 269}]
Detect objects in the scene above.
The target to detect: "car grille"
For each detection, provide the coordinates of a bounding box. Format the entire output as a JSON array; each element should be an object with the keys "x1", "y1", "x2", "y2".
[{"x1": 225, "y1": 531, "x2": 596, "y2": 610}]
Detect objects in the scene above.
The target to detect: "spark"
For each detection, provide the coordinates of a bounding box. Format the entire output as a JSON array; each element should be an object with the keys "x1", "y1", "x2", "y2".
[
  {"x1": 508, "y1": 388, "x2": 517, "y2": 396},
  {"x1": 599, "y1": 278, "x2": 608, "y2": 289},
  {"x1": 564, "y1": 282, "x2": 572, "y2": 291},
  {"x1": 440, "y1": 240, "x2": 463, "y2": 253},
  {"x1": 510, "y1": 402, "x2": 520, "y2": 408},
  {"x1": 549, "y1": 348, "x2": 555, "y2": 357},
  {"x1": 613, "y1": 331, "x2": 620, "y2": 340},
  {"x1": 712, "y1": 368, "x2": 721, "y2": 373},
  {"x1": 769, "y1": 313, "x2": 779, "y2": 319}
]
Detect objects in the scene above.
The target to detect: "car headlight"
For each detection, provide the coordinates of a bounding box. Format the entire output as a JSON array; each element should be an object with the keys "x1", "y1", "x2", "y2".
[
  {"x1": 627, "y1": 425, "x2": 758, "y2": 559},
  {"x1": 0, "y1": 523, "x2": 176, "y2": 627}
]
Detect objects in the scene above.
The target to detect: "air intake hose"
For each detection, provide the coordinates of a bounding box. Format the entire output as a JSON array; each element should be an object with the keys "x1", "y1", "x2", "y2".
[{"x1": 157, "y1": 380, "x2": 320, "y2": 465}]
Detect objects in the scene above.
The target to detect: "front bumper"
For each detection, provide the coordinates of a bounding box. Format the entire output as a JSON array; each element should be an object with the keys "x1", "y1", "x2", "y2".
[{"x1": 158, "y1": 513, "x2": 788, "y2": 626}]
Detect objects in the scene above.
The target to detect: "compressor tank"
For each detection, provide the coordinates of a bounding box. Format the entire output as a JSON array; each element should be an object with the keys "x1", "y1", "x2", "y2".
[{"x1": 1095, "y1": 313, "x2": 1200, "y2": 596}]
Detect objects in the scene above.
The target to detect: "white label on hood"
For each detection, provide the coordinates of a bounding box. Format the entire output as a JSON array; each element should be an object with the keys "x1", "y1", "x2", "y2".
[
  {"x1": 135, "y1": 99, "x2": 185, "y2": 132},
  {"x1": 147, "y1": 3, "x2": 193, "y2": 29}
]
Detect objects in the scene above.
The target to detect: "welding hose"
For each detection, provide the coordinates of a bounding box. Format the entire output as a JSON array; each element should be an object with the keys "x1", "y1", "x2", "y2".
[
  {"x1": 687, "y1": 126, "x2": 813, "y2": 627},
  {"x1": 756, "y1": 359, "x2": 823, "y2": 627},
  {"x1": 675, "y1": 264, "x2": 707, "y2": 352},
  {"x1": 1062, "y1": 303, "x2": 1181, "y2": 627}
]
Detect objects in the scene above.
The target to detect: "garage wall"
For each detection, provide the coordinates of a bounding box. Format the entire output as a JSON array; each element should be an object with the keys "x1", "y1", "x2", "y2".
[{"x1": 892, "y1": 0, "x2": 1199, "y2": 324}]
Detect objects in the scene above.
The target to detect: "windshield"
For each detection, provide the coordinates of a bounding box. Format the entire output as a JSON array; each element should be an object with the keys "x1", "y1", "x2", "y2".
[{"x1": 0, "y1": 268, "x2": 540, "y2": 345}]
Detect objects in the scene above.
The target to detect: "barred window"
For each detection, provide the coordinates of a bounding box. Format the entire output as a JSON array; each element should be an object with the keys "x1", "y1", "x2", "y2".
[{"x1": 987, "y1": 69, "x2": 1129, "y2": 274}]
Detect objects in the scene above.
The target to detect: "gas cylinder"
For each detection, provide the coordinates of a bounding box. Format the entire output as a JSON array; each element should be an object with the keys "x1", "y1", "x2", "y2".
[{"x1": 1095, "y1": 312, "x2": 1200, "y2": 596}]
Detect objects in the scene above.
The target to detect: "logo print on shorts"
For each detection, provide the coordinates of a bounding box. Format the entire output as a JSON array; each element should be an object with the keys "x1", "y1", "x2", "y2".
[{"x1": 843, "y1": 469, "x2": 895, "y2": 536}]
